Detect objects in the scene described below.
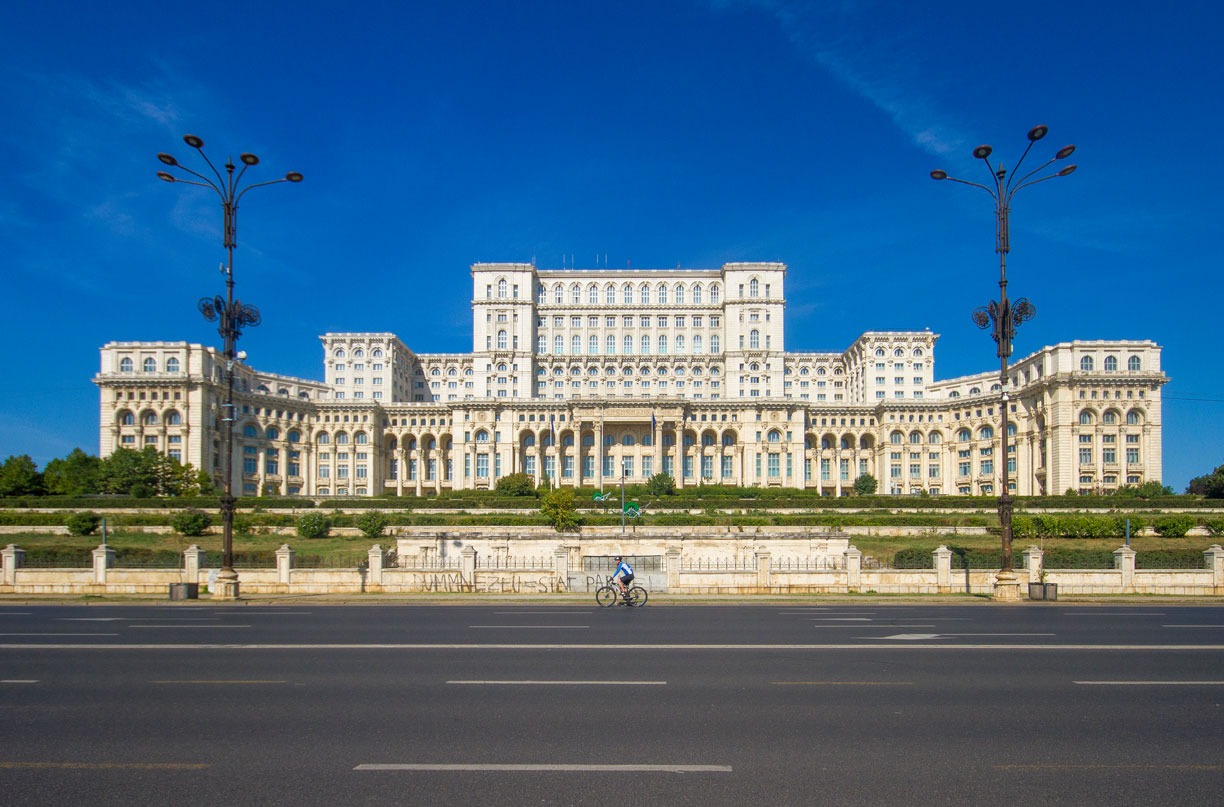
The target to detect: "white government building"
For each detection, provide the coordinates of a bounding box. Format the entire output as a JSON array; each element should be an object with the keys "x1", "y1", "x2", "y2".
[{"x1": 95, "y1": 262, "x2": 1166, "y2": 497}]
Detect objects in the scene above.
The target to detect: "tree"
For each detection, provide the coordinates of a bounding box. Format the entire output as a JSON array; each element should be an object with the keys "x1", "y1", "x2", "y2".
[
  {"x1": 170, "y1": 508, "x2": 213, "y2": 537},
  {"x1": 1187, "y1": 463, "x2": 1224, "y2": 499},
  {"x1": 98, "y1": 448, "x2": 159, "y2": 495},
  {"x1": 645, "y1": 473, "x2": 676, "y2": 496},
  {"x1": 540, "y1": 488, "x2": 581, "y2": 532},
  {"x1": 496, "y1": 473, "x2": 537, "y2": 497},
  {"x1": 295, "y1": 512, "x2": 332, "y2": 539},
  {"x1": 852, "y1": 473, "x2": 877, "y2": 496},
  {"x1": 355, "y1": 510, "x2": 391, "y2": 538},
  {"x1": 65, "y1": 511, "x2": 101, "y2": 536},
  {"x1": 42, "y1": 449, "x2": 102, "y2": 495},
  {"x1": 195, "y1": 469, "x2": 217, "y2": 496},
  {"x1": 0, "y1": 455, "x2": 43, "y2": 496}
]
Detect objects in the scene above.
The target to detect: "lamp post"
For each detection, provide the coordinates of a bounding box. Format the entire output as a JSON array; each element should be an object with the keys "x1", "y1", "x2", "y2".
[
  {"x1": 930, "y1": 125, "x2": 1076, "y2": 600},
  {"x1": 156, "y1": 135, "x2": 302, "y2": 599}
]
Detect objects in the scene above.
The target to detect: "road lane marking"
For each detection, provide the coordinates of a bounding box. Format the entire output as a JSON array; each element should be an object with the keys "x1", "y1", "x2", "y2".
[
  {"x1": 469, "y1": 625, "x2": 589, "y2": 629},
  {"x1": 354, "y1": 763, "x2": 731, "y2": 773},
  {"x1": 1074, "y1": 681, "x2": 1224, "y2": 686},
  {"x1": 0, "y1": 633, "x2": 119, "y2": 637},
  {"x1": 126, "y1": 618, "x2": 220, "y2": 621},
  {"x1": 812, "y1": 625, "x2": 937, "y2": 629},
  {"x1": 1, "y1": 680, "x2": 38, "y2": 683},
  {"x1": 128, "y1": 625, "x2": 251, "y2": 629},
  {"x1": 493, "y1": 611, "x2": 592, "y2": 615},
  {"x1": 151, "y1": 680, "x2": 288, "y2": 684},
  {"x1": 447, "y1": 680, "x2": 666, "y2": 686},
  {"x1": 772, "y1": 681, "x2": 912, "y2": 686},
  {"x1": 3, "y1": 643, "x2": 1224, "y2": 651},
  {"x1": 0, "y1": 762, "x2": 209, "y2": 770},
  {"x1": 0, "y1": 613, "x2": 32, "y2": 616},
  {"x1": 1062, "y1": 613, "x2": 1165, "y2": 616},
  {"x1": 938, "y1": 633, "x2": 1055, "y2": 636},
  {"x1": 994, "y1": 764, "x2": 1223, "y2": 771},
  {"x1": 1163, "y1": 625, "x2": 1224, "y2": 628},
  {"x1": 810, "y1": 618, "x2": 873, "y2": 621},
  {"x1": 879, "y1": 634, "x2": 942, "y2": 640},
  {"x1": 56, "y1": 618, "x2": 124, "y2": 622}
]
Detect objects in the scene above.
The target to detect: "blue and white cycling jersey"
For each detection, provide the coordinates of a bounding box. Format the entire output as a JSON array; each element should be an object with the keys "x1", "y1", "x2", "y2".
[{"x1": 614, "y1": 560, "x2": 634, "y2": 579}]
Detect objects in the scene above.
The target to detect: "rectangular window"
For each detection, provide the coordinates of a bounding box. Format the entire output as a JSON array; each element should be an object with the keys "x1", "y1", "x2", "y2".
[
  {"x1": 319, "y1": 466, "x2": 330, "y2": 479},
  {"x1": 663, "y1": 456, "x2": 674, "y2": 477},
  {"x1": 682, "y1": 455, "x2": 693, "y2": 478},
  {"x1": 623, "y1": 457, "x2": 635, "y2": 478},
  {"x1": 722, "y1": 455, "x2": 733, "y2": 478},
  {"x1": 768, "y1": 453, "x2": 780, "y2": 478},
  {"x1": 602, "y1": 455, "x2": 614, "y2": 477},
  {"x1": 701, "y1": 455, "x2": 713, "y2": 479},
  {"x1": 1126, "y1": 448, "x2": 1139, "y2": 463},
  {"x1": 427, "y1": 459, "x2": 437, "y2": 480},
  {"x1": 642, "y1": 456, "x2": 653, "y2": 478},
  {"x1": 544, "y1": 456, "x2": 556, "y2": 479},
  {"x1": 928, "y1": 465, "x2": 940, "y2": 478},
  {"x1": 337, "y1": 465, "x2": 349, "y2": 478},
  {"x1": 1079, "y1": 448, "x2": 1092, "y2": 464},
  {"x1": 524, "y1": 456, "x2": 536, "y2": 476},
  {"x1": 820, "y1": 458, "x2": 830, "y2": 481},
  {"x1": 1103, "y1": 448, "x2": 1117, "y2": 464},
  {"x1": 562, "y1": 455, "x2": 574, "y2": 478},
  {"x1": 980, "y1": 460, "x2": 993, "y2": 475},
  {"x1": 958, "y1": 462, "x2": 971, "y2": 476},
  {"x1": 356, "y1": 465, "x2": 367, "y2": 479},
  {"x1": 840, "y1": 458, "x2": 849, "y2": 481}
]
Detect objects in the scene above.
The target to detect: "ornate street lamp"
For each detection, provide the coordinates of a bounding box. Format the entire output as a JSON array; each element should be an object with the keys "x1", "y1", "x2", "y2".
[
  {"x1": 930, "y1": 125, "x2": 1076, "y2": 600},
  {"x1": 156, "y1": 135, "x2": 302, "y2": 599}
]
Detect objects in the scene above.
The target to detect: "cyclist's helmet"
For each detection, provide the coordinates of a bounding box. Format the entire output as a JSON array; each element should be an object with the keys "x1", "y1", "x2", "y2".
[{"x1": 614, "y1": 556, "x2": 622, "y2": 562}]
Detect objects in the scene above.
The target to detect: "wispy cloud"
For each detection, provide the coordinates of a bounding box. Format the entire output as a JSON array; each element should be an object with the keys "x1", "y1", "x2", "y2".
[{"x1": 708, "y1": 0, "x2": 968, "y2": 156}]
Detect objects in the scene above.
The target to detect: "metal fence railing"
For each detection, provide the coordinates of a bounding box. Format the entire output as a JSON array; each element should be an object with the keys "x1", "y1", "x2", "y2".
[{"x1": 771, "y1": 557, "x2": 846, "y2": 572}]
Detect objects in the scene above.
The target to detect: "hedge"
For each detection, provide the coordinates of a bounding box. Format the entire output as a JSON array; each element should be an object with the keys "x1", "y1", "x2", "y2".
[{"x1": 892, "y1": 546, "x2": 1212, "y2": 570}]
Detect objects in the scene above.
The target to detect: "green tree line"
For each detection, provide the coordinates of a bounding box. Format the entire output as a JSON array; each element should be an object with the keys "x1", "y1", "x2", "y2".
[{"x1": 0, "y1": 448, "x2": 214, "y2": 498}]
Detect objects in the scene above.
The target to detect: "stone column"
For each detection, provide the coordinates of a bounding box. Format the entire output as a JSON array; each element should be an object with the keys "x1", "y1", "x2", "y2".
[
  {"x1": 1022, "y1": 545, "x2": 1044, "y2": 585},
  {"x1": 2, "y1": 544, "x2": 24, "y2": 586},
  {"x1": 666, "y1": 547, "x2": 681, "y2": 593},
  {"x1": 595, "y1": 425, "x2": 604, "y2": 490},
  {"x1": 461, "y1": 545, "x2": 477, "y2": 592},
  {"x1": 755, "y1": 550, "x2": 771, "y2": 591},
  {"x1": 1114, "y1": 545, "x2": 1137, "y2": 594},
  {"x1": 368, "y1": 544, "x2": 384, "y2": 587},
  {"x1": 92, "y1": 544, "x2": 115, "y2": 586},
  {"x1": 553, "y1": 548, "x2": 569, "y2": 592},
  {"x1": 275, "y1": 544, "x2": 295, "y2": 585},
  {"x1": 183, "y1": 545, "x2": 206, "y2": 584},
  {"x1": 1204, "y1": 545, "x2": 1224, "y2": 594},
  {"x1": 395, "y1": 448, "x2": 405, "y2": 496},
  {"x1": 933, "y1": 545, "x2": 953, "y2": 593},
  {"x1": 844, "y1": 545, "x2": 862, "y2": 593}
]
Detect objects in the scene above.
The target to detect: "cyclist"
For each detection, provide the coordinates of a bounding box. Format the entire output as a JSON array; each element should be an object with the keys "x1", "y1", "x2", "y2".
[{"x1": 612, "y1": 556, "x2": 634, "y2": 600}]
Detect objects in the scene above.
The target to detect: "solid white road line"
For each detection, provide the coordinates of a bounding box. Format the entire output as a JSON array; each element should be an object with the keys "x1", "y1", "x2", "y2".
[
  {"x1": 3, "y1": 643, "x2": 1224, "y2": 651},
  {"x1": 493, "y1": 611, "x2": 592, "y2": 615},
  {"x1": 128, "y1": 625, "x2": 250, "y2": 629},
  {"x1": 810, "y1": 618, "x2": 873, "y2": 621},
  {"x1": 1062, "y1": 613, "x2": 1165, "y2": 616},
  {"x1": 812, "y1": 625, "x2": 937, "y2": 628},
  {"x1": 56, "y1": 618, "x2": 124, "y2": 622},
  {"x1": 1074, "y1": 681, "x2": 1224, "y2": 685},
  {"x1": 0, "y1": 633, "x2": 119, "y2": 637},
  {"x1": 1163, "y1": 625, "x2": 1224, "y2": 628},
  {"x1": 1, "y1": 680, "x2": 38, "y2": 683},
  {"x1": 469, "y1": 625, "x2": 589, "y2": 629},
  {"x1": 354, "y1": 763, "x2": 731, "y2": 772},
  {"x1": 447, "y1": 680, "x2": 666, "y2": 685},
  {"x1": 0, "y1": 613, "x2": 32, "y2": 616}
]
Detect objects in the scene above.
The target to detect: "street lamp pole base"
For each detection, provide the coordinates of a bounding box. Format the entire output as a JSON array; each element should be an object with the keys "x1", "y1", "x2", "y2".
[
  {"x1": 211, "y1": 569, "x2": 240, "y2": 600},
  {"x1": 992, "y1": 570, "x2": 1022, "y2": 602}
]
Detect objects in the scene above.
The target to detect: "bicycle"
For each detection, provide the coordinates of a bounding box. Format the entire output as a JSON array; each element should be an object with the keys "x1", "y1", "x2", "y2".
[{"x1": 595, "y1": 575, "x2": 648, "y2": 608}]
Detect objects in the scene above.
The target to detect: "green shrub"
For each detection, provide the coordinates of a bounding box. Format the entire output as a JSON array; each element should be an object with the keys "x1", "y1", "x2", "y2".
[
  {"x1": 1153, "y1": 514, "x2": 1197, "y2": 538},
  {"x1": 540, "y1": 489, "x2": 580, "y2": 532},
  {"x1": 129, "y1": 483, "x2": 154, "y2": 499},
  {"x1": 645, "y1": 473, "x2": 676, "y2": 496},
  {"x1": 170, "y1": 508, "x2": 212, "y2": 537},
  {"x1": 65, "y1": 511, "x2": 101, "y2": 536},
  {"x1": 295, "y1": 512, "x2": 332, "y2": 539},
  {"x1": 495, "y1": 473, "x2": 538, "y2": 497},
  {"x1": 1204, "y1": 517, "x2": 1224, "y2": 536},
  {"x1": 355, "y1": 510, "x2": 390, "y2": 539}
]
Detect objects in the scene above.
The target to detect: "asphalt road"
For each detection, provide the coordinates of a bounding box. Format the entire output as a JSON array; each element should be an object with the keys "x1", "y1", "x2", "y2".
[{"x1": 1, "y1": 603, "x2": 1222, "y2": 806}]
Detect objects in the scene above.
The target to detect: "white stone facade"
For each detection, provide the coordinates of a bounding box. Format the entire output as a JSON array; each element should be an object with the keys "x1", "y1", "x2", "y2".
[{"x1": 94, "y1": 262, "x2": 1167, "y2": 497}]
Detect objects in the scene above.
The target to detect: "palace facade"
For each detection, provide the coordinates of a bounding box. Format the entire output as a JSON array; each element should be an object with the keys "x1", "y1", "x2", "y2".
[{"x1": 94, "y1": 262, "x2": 1167, "y2": 497}]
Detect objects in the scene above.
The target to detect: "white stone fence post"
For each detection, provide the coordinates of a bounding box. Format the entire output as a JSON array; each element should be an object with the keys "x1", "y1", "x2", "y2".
[
  {"x1": 1114, "y1": 545, "x2": 1137, "y2": 594},
  {"x1": 92, "y1": 544, "x2": 114, "y2": 585},
  {"x1": 1205, "y1": 544, "x2": 1224, "y2": 594},
  {"x1": 553, "y1": 549, "x2": 569, "y2": 592},
  {"x1": 2, "y1": 544, "x2": 24, "y2": 585},
  {"x1": 184, "y1": 545, "x2": 206, "y2": 583},
  {"x1": 461, "y1": 546, "x2": 477, "y2": 591},
  {"x1": 275, "y1": 544, "x2": 295, "y2": 585},
  {"x1": 755, "y1": 550, "x2": 771, "y2": 590},
  {"x1": 1022, "y1": 546, "x2": 1044, "y2": 584},
  {"x1": 368, "y1": 545, "x2": 385, "y2": 587},
  {"x1": 845, "y1": 545, "x2": 862, "y2": 592},
  {"x1": 933, "y1": 545, "x2": 952, "y2": 593}
]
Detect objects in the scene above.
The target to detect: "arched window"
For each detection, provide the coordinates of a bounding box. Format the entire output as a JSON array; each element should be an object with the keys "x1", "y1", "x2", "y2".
[
  {"x1": 1079, "y1": 411, "x2": 1094, "y2": 425},
  {"x1": 928, "y1": 432, "x2": 942, "y2": 444},
  {"x1": 166, "y1": 412, "x2": 181, "y2": 426},
  {"x1": 261, "y1": 426, "x2": 277, "y2": 440},
  {"x1": 890, "y1": 431, "x2": 903, "y2": 444},
  {"x1": 1128, "y1": 356, "x2": 1141, "y2": 372},
  {"x1": 589, "y1": 335, "x2": 599, "y2": 354},
  {"x1": 909, "y1": 432, "x2": 922, "y2": 444},
  {"x1": 640, "y1": 335, "x2": 650, "y2": 354},
  {"x1": 425, "y1": 437, "x2": 436, "y2": 450},
  {"x1": 553, "y1": 283, "x2": 563, "y2": 303},
  {"x1": 537, "y1": 284, "x2": 546, "y2": 304},
  {"x1": 588, "y1": 284, "x2": 598, "y2": 304},
  {"x1": 144, "y1": 413, "x2": 158, "y2": 426},
  {"x1": 166, "y1": 357, "x2": 180, "y2": 373},
  {"x1": 1104, "y1": 355, "x2": 1118, "y2": 372},
  {"x1": 287, "y1": 430, "x2": 301, "y2": 442},
  {"x1": 1007, "y1": 424, "x2": 1016, "y2": 437},
  {"x1": 336, "y1": 432, "x2": 350, "y2": 444},
  {"x1": 640, "y1": 284, "x2": 650, "y2": 305},
  {"x1": 571, "y1": 284, "x2": 581, "y2": 304},
  {"x1": 562, "y1": 434, "x2": 574, "y2": 447},
  {"x1": 676, "y1": 335, "x2": 686, "y2": 353},
  {"x1": 475, "y1": 430, "x2": 489, "y2": 442},
  {"x1": 522, "y1": 433, "x2": 536, "y2": 447},
  {"x1": 334, "y1": 349, "x2": 345, "y2": 358},
  {"x1": 675, "y1": 284, "x2": 685, "y2": 304},
  {"x1": 658, "y1": 335, "x2": 667, "y2": 354},
  {"x1": 913, "y1": 348, "x2": 924, "y2": 357},
  {"x1": 749, "y1": 329, "x2": 760, "y2": 349},
  {"x1": 710, "y1": 284, "x2": 720, "y2": 303},
  {"x1": 894, "y1": 348, "x2": 904, "y2": 358},
  {"x1": 119, "y1": 358, "x2": 133, "y2": 372},
  {"x1": 692, "y1": 335, "x2": 702, "y2": 353},
  {"x1": 623, "y1": 284, "x2": 633, "y2": 304},
  {"x1": 354, "y1": 349, "x2": 364, "y2": 358},
  {"x1": 571, "y1": 335, "x2": 581, "y2": 354},
  {"x1": 692, "y1": 284, "x2": 702, "y2": 304},
  {"x1": 497, "y1": 330, "x2": 507, "y2": 350},
  {"x1": 875, "y1": 349, "x2": 886, "y2": 357},
  {"x1": 554, "y1": 336, "x2": 564, "y2": 354},
  {"x1": 355, "y1": 432, "x2": 369, "y2": 444},
  {"x1": 1102, "y1": 411, "x2": 1118, "y2": 425},
  {"x1": 606, "y1": 284, "x2": 616, "y2": 305},
  {"x1": 657, "y1": 284, "x2": 667, "y2": 304},
  {"x1": 497, "y1": 278, "x2": 507, "y2": 298},
  {"x1": 710, "y1": 335, "x2": 720, "y2": 353},
  {"x1": 120, "y1": 412, "x2": 134, "y2": 425},
  {"x1": 722, "y1": 433, "x2": 736, "y2": 446},
  {"x1": 624, "y1": 335, "x2": 633, "y2": 354},
  {"x1": 243, "y1": 424, "x2": 258, "y2": 437},
  {"x1": 1127, "y1": 411, "x2": 1141, "y2": 425},
  {"x1": 607, "y1": 335, "x2": 616, "y2": 354},
  {"x1": 749, "y1": 278, "x2": 759, "y2": 297},
  {"x1": 582, "y1": 433, "x2": 595, "y2": 447},
  {"x1": 701, "y1": 433, "x2": 714, "y2": 446},
  {"x1": 979, "y1": 426, "x2": 994, "y2": 439},
  {"x1": 1080, "y1": 356, "x2": 1095, "y2": 372},
  {"x1": 957, "y1": 428, "x2": 971, "y2": 441},
  {"x1": 537, "y1": 335, "x2": 547, "y2": 354},
  {"x1": 372, "y1": 349, "x2": 383, "y2": 358},
  {"x1": 317, "y1": 433, "x2": 330, "y2": 444},
  {"x1": 622, "y1": 434, "x2": 635, "y2": 446}
]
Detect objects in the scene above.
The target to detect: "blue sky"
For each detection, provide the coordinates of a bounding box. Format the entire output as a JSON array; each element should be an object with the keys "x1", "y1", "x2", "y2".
[{"x1": 0, "y1": 0, "x2": 1218, "y2": 489}]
